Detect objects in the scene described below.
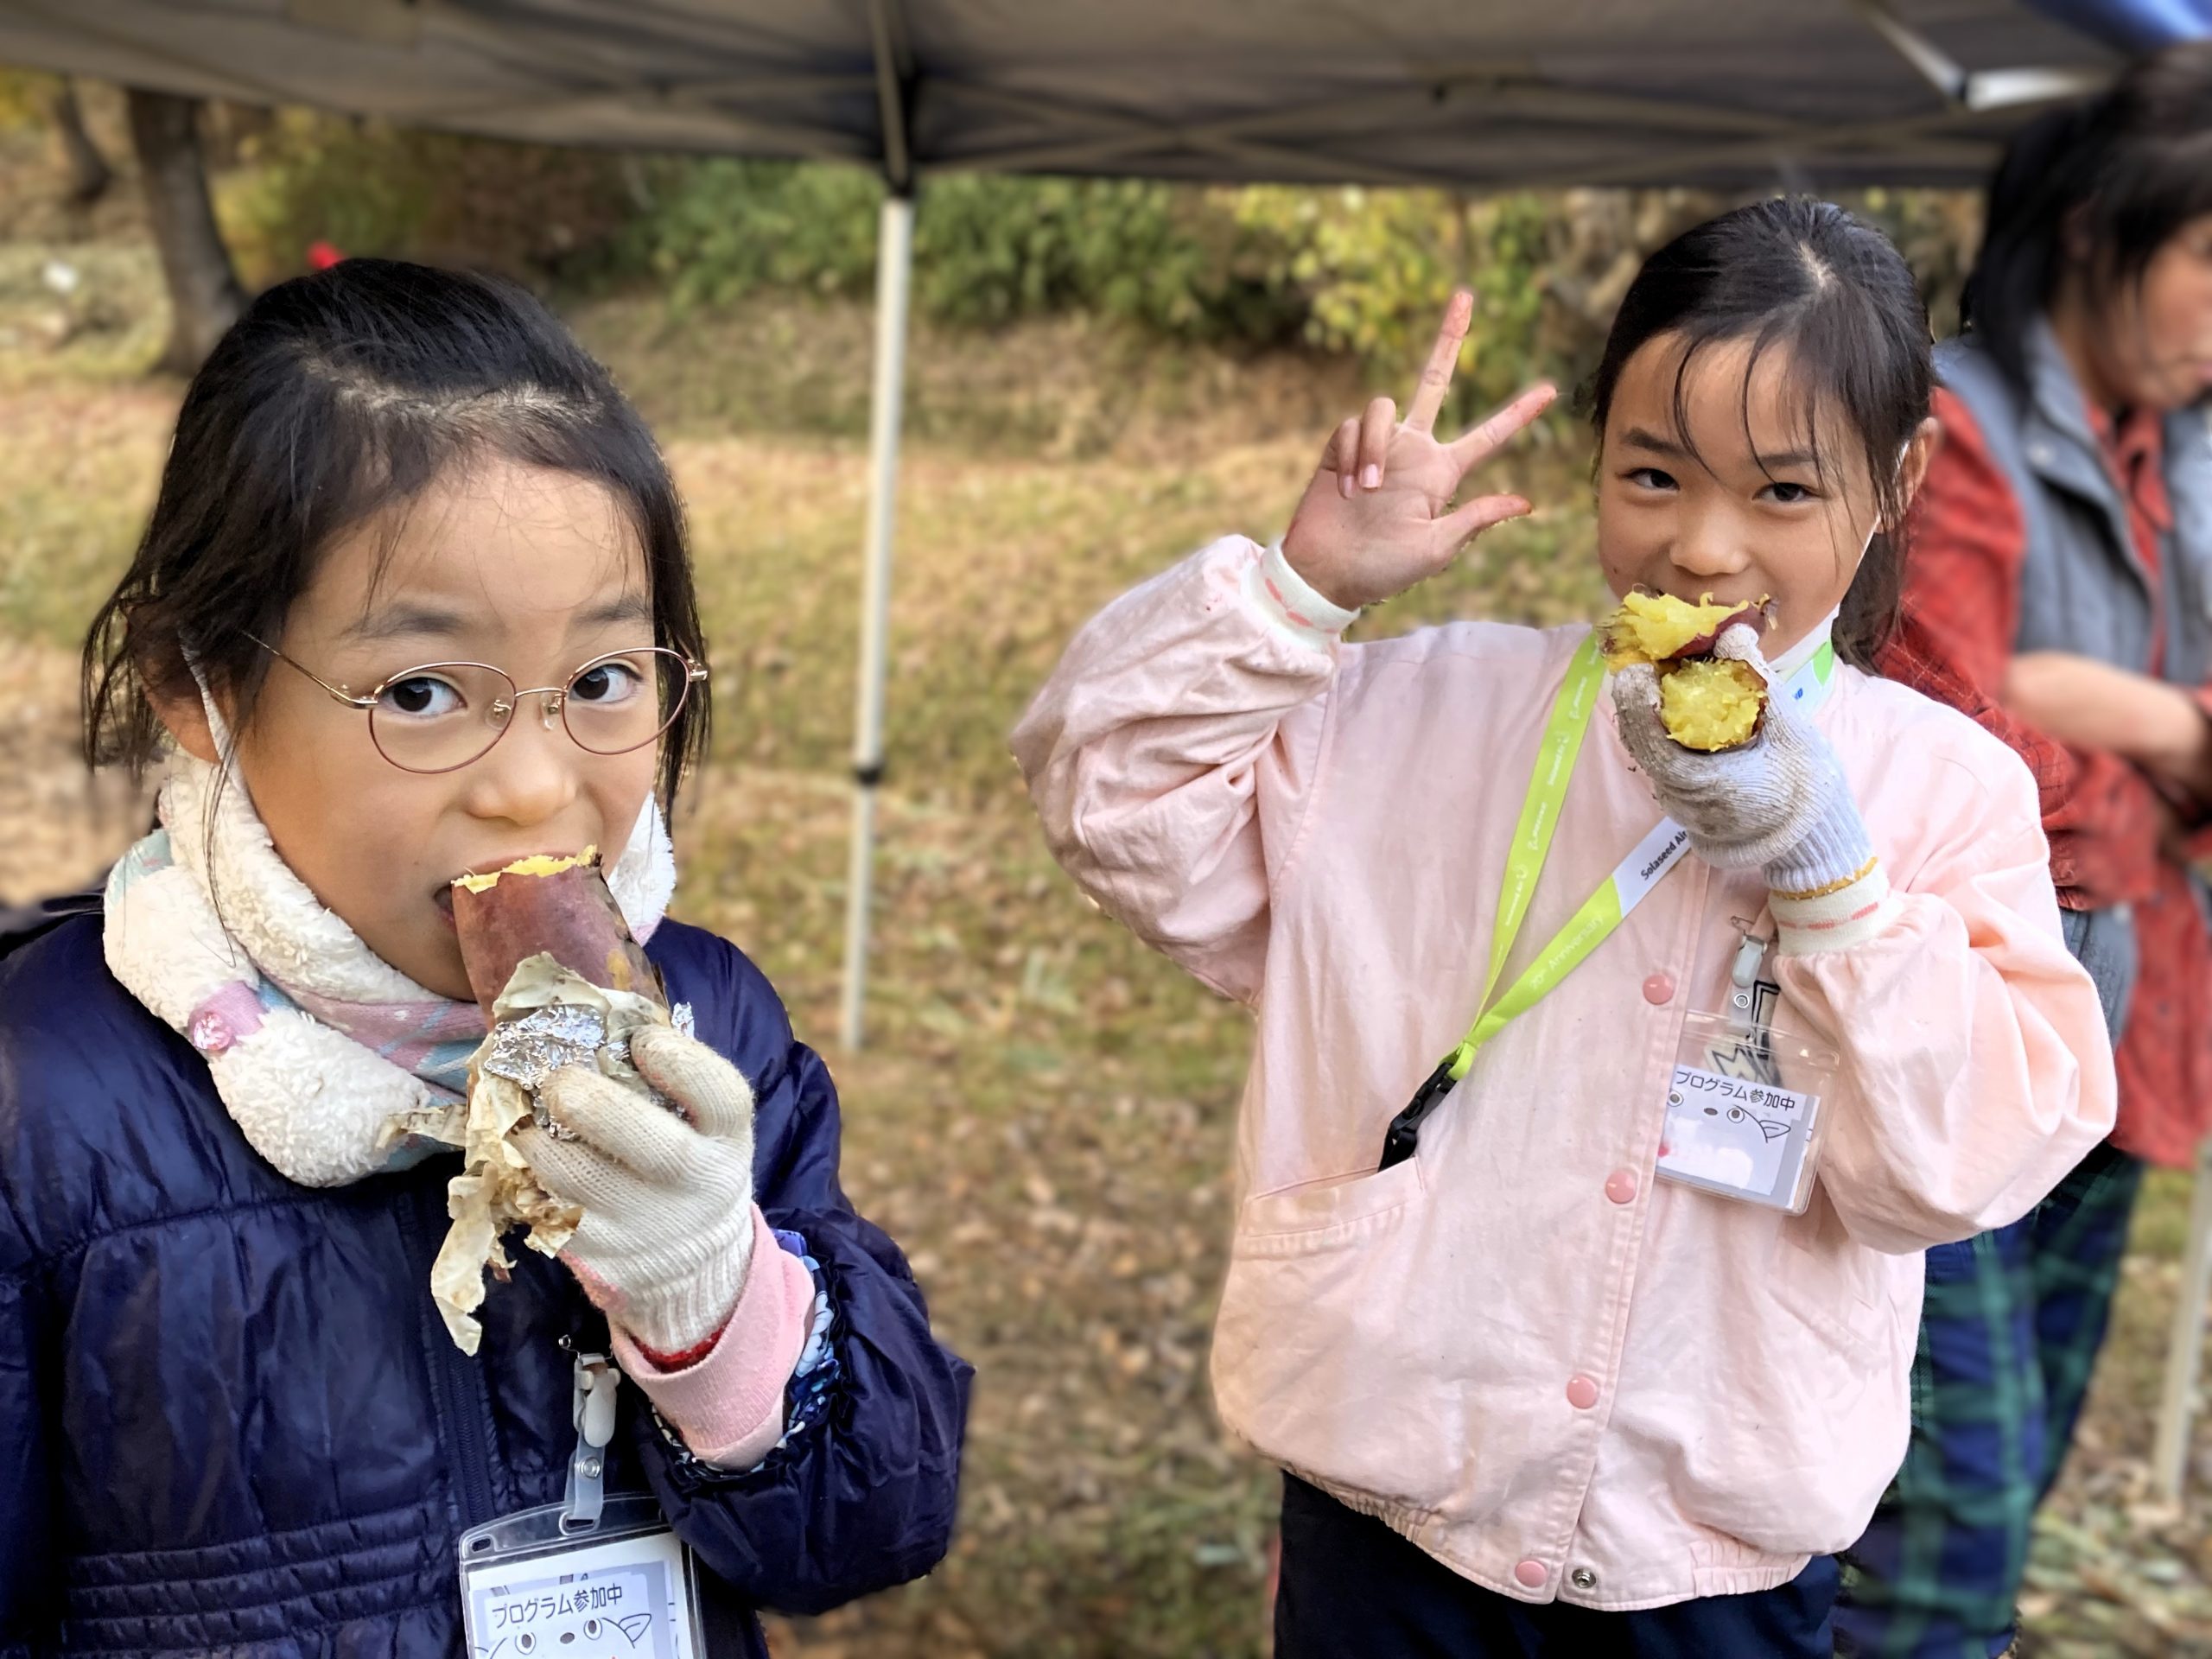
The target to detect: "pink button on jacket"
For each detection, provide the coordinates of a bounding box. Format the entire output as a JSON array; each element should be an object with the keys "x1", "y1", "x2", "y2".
[{"x1": 1013, "y1": 537, "x2": 2117, "y2": 1610}]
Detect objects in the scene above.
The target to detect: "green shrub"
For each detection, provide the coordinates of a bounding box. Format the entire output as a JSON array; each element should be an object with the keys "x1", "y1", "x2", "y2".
[
  {"x1": 631, "y1": 162, "x2": 1307, "y2": 344},
  {"x1": 209, "y1": 117, "x2": 1978, "y2": 430},
  {"x1": 625, "y1": 156, "x2": 881, "y2": 306},
  {"x1": 0, "y1": 71, "x2": 60, "y2": 133},
  {"x1": 909, "y1": 175, "x2": 1303, "y2": 341},
  {"x1": 223, "y1": 111, "x2": 634, "y2": 285},
  {"x1": 1235, "y1": 185, "x2": 1593, "y2": 424}
]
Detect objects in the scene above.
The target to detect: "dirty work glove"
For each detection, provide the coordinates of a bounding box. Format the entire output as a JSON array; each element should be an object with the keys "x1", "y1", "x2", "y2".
[
  {"x1": 512, "y1": 1024, "x2": 758, "y2": 1359},
  {"x1": 1611, "y1": 626, "x2": 1876, "y2": 900}
]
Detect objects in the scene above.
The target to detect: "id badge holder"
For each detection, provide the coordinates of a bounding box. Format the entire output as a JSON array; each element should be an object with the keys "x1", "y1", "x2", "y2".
[
  {"x1": 1654, "y1": 935, "x2": 1841, "y2": 1215},
  {"x1": 458, "y1": 1356, "x2": 709, "y2": 1657}
]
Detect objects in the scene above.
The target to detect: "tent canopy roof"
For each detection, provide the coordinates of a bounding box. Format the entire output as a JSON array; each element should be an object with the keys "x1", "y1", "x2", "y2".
[{"x1": 3, "y1": 1, "x2": 2204, "y2": 190}]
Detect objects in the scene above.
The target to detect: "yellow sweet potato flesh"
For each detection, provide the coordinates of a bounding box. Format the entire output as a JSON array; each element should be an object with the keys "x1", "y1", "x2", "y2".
[
  {"x1": 454, "y1": 846, "x2": 598, "y2": 895},
  {"x1": 1658, "y1": 658, "x2": 1766, "y2": 751},
  {"x1": 1600, "y1": 592, "x2": 1749, "y2": 669}
]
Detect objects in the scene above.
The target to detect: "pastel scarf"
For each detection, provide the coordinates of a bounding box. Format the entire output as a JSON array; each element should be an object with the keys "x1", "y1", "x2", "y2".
[{"x1": 104, "y1": 753, "x2": 676, "y2": 1187}]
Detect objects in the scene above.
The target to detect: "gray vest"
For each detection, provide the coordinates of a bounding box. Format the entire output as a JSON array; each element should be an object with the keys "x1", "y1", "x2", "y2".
[
  {"x1": 1933, "y1": 326, "x2": 2212, "y2": 1040},
  {"x1": 1935, "y1": 326, "x2": 2212, "y2": 684}
]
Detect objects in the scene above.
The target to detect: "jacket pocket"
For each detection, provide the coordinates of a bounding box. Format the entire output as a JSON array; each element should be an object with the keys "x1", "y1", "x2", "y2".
[
  {"x1": 1669, "y1": 1194, "x2": 1910, "y2": 1555},
  {"x1": 1767, "y1": 1187, "x2": 1892, "y2": 1359},
  {"x1": 1232, "y1": 1156, "x2": 1426, "y2": 1256},
  {"x1": 1213, "y1": 1157, "x2": 1460, "y2": 1515}
]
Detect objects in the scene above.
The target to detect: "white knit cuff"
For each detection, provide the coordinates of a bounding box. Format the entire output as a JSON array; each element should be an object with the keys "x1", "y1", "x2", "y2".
[
  {"x1": 615, "y1": 1217, "x2": 758, "y2": 1358},
  {"x1": 1240, "y1": 537, "x2": 1358, "y2": 649},
  {"x1": 1769, "y1": 860, "x2": 1898, "y2": 956},
  {"x1": 614, "y1": 1209, "x2": 814, "y2": 1468},
  {"x1": 1763, "y1": 790, "x2": 1876, "y2": 895}
]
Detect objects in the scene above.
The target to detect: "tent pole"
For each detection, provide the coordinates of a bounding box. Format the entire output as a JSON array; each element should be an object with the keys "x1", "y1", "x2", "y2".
[
  {"x1": 2154, "y1": 1138, "x2": 2212, "y2": 1498},
  {"x1": 840, "y1": 188, "x2": 914, "y2": 1053}
]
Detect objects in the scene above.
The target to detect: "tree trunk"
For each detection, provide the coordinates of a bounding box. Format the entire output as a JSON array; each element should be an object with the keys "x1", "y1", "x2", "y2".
[
  {"x1": 45, "y1": 79, "x2": 112, "y2": 206},
  {"x1": 125, "y1": 88, "x2": 246, "y2": 376}
]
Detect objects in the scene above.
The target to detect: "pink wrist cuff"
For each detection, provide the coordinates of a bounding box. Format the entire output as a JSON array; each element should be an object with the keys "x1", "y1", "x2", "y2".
[
  {"x1": 1241, "y1": 537, "x2": 1357, "y2": 648},
  {"x1": 1770, "y1": 862, "x2": 1897, "y2": 956},
  {"x1": 614, "y1": 1206, "x2": 816, "y2": 1469}
]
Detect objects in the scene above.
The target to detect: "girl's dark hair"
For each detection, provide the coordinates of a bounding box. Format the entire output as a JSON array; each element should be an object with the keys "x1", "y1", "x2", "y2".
[
  {"x1": 84, "y1": 258, "x2": 709, "y2": 807},
  {"x1": 1963, "y1": 41, "x2": 2212, "y2": 395},
  {"x1": 1586, "y1": 198, "x2": 1932, "y2": 670}
]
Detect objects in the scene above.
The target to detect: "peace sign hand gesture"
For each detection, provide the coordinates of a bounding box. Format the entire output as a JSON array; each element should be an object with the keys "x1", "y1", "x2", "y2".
[{"x1": 1281, "y1": 291, "x2": 1556, "y2": 613}]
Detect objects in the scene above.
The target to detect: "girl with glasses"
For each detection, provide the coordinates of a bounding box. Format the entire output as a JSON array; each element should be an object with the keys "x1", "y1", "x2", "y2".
[{"x1": 0, "y1": 258, "x2": 969, "y2": 1656}]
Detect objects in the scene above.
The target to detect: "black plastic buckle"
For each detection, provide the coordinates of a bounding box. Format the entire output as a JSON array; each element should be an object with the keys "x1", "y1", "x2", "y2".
[{"x1": 1377, "y1": 1056, "x2": 1462, "y2": 1171}]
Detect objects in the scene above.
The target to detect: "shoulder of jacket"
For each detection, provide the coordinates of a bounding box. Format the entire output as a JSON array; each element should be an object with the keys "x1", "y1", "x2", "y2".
[
  {"x1": 1933, "y1": 332, "x2": 1997, "y2": 382},
  {"x1": 0, "y1": 912, "x2": 168, "y2": 1075},
  {"x1": 1343, "y1": 617, "x2": 1581, "y2": 685},
  {"x1": 2169, "y1": 403, "x2": 2212, "y2": 461},
  {"x1": 0, "y1": 916, "x2": 219, "y2": 1270},
  {"x1": 648, "y1": 920, "x2": 801, "y2": 1072},
  {"x1": 1839, "y1": 671, "x2": 2037, "y2": 817},
  {"x1": 1934, "y1": 338, "x2": 2029, "y2": 437},
  {"x1": 1325, "y1": 622, "x2": 1599, "y2": 765}
]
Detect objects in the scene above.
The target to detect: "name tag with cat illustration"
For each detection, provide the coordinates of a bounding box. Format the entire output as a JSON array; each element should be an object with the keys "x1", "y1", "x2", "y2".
[
  {"x1": 1655, "y1": 1009, "x2": 1836, "y2": 1214},
  {"x1": 461, "y1": 1495, "x2": 704, "y2": 1658}
]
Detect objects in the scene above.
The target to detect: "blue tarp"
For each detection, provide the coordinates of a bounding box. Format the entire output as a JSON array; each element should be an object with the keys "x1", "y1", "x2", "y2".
[
  {"x1": 2028, "y1": 0, "x2": 2212, "y2": 53},
  {"x1": 0, "y1": 1, "x2": 2200, "y2": 188}
]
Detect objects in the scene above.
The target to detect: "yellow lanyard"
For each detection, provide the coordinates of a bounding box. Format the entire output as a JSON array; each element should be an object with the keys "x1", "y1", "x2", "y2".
[{"x1": 1376, "y1": 631, "x2": 1837, "y2": 1169}]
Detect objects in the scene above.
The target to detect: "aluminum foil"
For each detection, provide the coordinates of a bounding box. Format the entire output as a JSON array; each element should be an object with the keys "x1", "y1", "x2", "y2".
[
  {"x1": 435, "y1": 954, "x2": 673, "y2": 1352},
  {"x1": 480, "y1": 1003, "x2": 610, "y2": 1093},
  {"x1": 480, "y1": 1001, "x2": 694, "y2": 1093}
]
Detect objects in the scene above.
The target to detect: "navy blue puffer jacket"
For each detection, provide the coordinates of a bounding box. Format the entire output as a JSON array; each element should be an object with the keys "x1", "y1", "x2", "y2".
[{"x1": 0, "y1": 912, "x2": 971, "y2": 1656}]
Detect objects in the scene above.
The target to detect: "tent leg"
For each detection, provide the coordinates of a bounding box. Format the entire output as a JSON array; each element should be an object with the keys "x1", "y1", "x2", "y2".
[
  {"x1": 840, "y1": 189, "x2": 914, "y2": 1053},
  {"x1": 2154, "y1": 1138, "x2": 2212, "y2": 1499}
]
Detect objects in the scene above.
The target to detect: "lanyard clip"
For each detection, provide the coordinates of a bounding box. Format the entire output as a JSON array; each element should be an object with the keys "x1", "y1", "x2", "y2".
[
  {"x1": 562, "y1": 1352, "x2": 621, "y2": 1532},
  {"x1": 1378, "y1": 1052, "x2": 1465, "y2": 1172},
  {"x1": 1730, "y1": 929, "x2": 1772, "y2": 1014}
]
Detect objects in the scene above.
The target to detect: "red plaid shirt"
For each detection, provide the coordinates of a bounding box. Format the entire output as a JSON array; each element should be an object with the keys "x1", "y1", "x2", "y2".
[{"x1": 1875, "y1": 386, "x2": 2209, "y2": 1167}]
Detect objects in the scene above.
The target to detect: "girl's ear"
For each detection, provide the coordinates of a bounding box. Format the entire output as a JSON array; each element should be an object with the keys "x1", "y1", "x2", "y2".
[
  {"x1": 147, "y1": 674, "x2": 223, "y2": 765},
  {"x1": 1893, "y1": 416, "x2": 1944, "y2": 524}
]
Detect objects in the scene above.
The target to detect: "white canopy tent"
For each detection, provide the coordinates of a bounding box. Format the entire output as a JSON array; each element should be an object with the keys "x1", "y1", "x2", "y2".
[
  {"x1": 0, "y1": 0, "x2": 2160, "y2": 1045},
  {"x1": 13, "y1": 0, "x2": 2212, "y2": 1490}
]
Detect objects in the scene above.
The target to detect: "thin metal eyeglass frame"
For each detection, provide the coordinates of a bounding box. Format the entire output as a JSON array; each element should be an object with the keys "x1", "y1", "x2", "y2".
[{"x1": 247, "y1": 634, "x2": 710, "y2": 775}]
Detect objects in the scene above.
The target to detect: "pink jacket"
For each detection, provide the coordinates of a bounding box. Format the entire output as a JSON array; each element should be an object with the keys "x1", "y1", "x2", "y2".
[{"x1": 1013, "y1": 536, "x2": 2118, "y2": 1611}]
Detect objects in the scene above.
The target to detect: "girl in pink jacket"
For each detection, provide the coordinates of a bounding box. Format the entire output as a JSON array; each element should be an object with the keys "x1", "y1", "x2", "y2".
[{"x1": 1014, "y1": 200, "x2": 2118, "y2": 1656}]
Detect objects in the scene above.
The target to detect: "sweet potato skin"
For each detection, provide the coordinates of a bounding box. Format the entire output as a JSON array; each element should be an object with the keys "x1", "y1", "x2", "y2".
[
  {"x1": 451, "y1": 860, "x2": 664, "y2": 1015},
  {"x1": 1601, "y1": 591, "x2": 1770, "y2": 669}
]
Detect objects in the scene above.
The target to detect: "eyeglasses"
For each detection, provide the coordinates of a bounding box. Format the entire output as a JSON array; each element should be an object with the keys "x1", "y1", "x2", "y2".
[{"x1": 252, "y1": 636, "x2": 710, "y2": 775}]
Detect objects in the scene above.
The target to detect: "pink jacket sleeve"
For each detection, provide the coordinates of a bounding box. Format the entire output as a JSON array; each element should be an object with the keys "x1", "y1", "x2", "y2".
[
  {"x1": 1777, "y1": 752, "x2": 2120, "y2": 1255},
  {"x1": 1009, "y1": 537, "x2": 1344, "y2": 1006}
]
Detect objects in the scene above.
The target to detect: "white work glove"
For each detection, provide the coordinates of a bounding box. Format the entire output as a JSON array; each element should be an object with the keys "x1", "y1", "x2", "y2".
[
  {"x1": 1611, "y1": 626, "x2": 1877, "y2": 899},
  {"x1": 512, "y1": 1024, "x2": 758, "y2": 1358}
]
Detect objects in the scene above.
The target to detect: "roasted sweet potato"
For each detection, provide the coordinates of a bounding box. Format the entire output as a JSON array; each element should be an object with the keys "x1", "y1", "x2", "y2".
[
  {"x1": 450, "y1": 850, "x2": 664, "y2": 1015},
  {"x1": 1601, "y1": 591, "x2": 1766, "y2": 670},
  {"x1": 1600, "y1": 590, "x2": 1772, "y2": 753},
  {"x1": 1657, "y1": 657, "x2": 1769, "y2": 752}
]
